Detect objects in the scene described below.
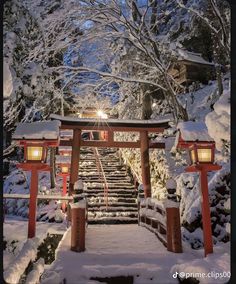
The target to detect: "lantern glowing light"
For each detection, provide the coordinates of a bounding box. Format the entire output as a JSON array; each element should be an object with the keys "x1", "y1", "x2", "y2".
[
  {"x1": 61, "y1": 166, "x2": 69, "y2": 174},
  {"x1": 62, "y1": 152, "x2": 70, "y2": 157},
  {"x1": 27, "y1": 146, "x2": 44, "y2": 161},
  {"x1": 189, "y1": 144, "x2": 213, "y2": 165}
]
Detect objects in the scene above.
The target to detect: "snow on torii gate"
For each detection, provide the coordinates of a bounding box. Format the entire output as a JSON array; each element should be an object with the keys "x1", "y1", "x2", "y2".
[{"x1": 50, "y1": 114, "x2": 170, "y2": 198}]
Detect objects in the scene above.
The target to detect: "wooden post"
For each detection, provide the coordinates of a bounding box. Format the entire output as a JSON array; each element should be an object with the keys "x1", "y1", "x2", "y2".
[
  {"x1": 71, "y1": 203, "x2": 86, "y2": 252},
  {"x1": 140, "y1": 131, "x2": 151, "y2": 198},
  {"x1": 166, "y1": 206, "x2": 182, "y2": 253},
  {"x1": 28, "y1": 166, "x2": 38, "y2": 238},
  {"x1": 62, "y1": 174, "x2": 68, "y2": 212},
  {"x1": 200, "y1": 169, "x2": 213, "y2": 257},
  {"x1": 69, "y1": 129, "x2": 81, "y2": 195}
]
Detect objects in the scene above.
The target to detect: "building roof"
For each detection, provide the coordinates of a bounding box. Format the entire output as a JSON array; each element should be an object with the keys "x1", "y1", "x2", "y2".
[{"x1": 177, "y1": 49, "x2": 214, "y2": 66}]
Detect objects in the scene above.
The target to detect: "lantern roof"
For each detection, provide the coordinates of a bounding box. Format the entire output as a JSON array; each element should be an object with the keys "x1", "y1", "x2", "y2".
[
  {"x1": 13, "y1": 120, "x2": 61, "y2": 140},
  {"x1": 59, "y1": 146, "x2": 72, "y2": 152},
  {"x1": 56, "y1": 155, "x2": 71, "y2": 164},
  {"x1": 177, "y1": 121, "x2": 214, "y2": 142}
]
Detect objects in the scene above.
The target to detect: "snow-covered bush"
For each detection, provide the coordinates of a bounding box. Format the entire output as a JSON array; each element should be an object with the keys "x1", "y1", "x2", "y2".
[
  {"x1": 177, "y1": 163, "x2": 230, "y2": 248},
  {"x1": 205, "y1": 88, "x2": 230, "y2": 154}
]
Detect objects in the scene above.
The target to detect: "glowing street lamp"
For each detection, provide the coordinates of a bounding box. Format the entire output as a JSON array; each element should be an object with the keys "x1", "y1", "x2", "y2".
[
  {"x1": 56, "y1": 156, "x2": 71, "y2": 212},
  {"x1": 97, "y1": 110, "x2": 108, "y2": 119},
  {"x1": 25, "y1": 145, "x2": 45, "y2": 162},
  {"x1": 61, "y1": 165, "x2": 69, "y2": 174},
  {"x1": 189, "y1": 144, "x2": 214, "y2": 165},
  {"x1": 12, "y1": 120, "x2": 61, "y2": 238},
  {"x1": 177, "y1": 122, "x2": 221, "y2": 257},
  {"x1": 16, "y1": 141, "x2": 58, "y2": 238}
]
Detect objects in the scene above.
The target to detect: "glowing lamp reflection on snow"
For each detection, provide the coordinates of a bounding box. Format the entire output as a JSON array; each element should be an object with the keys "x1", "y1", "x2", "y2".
[
  {"x1": 26, "y1": 146, "x2": 44, "y2": 162},
  {"x1": 62, "y1": 152, "x2": 70, "y2": 157},
  {"x1": 189, "y1": 144, "x2": 214, "y2": 165}
]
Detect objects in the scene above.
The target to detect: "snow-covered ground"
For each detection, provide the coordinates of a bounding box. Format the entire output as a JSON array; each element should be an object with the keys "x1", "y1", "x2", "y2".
[
  {"x1": 3, "y1": 216, "x2": 67, "y2": 271},
  {"x1": 41, "y1": 224, "x2": 230, "y2": 284}
]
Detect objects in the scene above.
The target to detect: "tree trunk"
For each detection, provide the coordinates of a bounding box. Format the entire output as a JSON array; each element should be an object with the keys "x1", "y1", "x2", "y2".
[
  {"x1": 61, "y1": 95, "x2": 64, "y2": 116},
  {"x1": 131, "y1": 0, "x2": 139, "y2": 22},
  {"x1": 164, "y1": 77, "x2": 189, "y2": 122},
  {"x1": 150, "y1": 0, "x2": 158, "y2": 34},
  {"x1": 216, "y1": 64, "x2": 223, "y2": 96},
  {"x1": 141, "y1": 89, "x2": 152, "y2": 120},
  {"x1": 50, "y1": 148, "x2": 56, "y2": 189}
]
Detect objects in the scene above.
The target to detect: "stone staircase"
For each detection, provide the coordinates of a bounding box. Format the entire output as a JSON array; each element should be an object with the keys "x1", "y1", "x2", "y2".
[{"x1": 79, "y1": 147, "x2": 138, "y2": 224}]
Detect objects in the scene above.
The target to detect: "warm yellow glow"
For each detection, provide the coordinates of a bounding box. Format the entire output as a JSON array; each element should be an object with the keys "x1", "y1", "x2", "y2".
[
  {"x1": 190, "y1": 149, "x2": 196, "y2": 164},
  {"x1": 27, "y1": 146, "x2": 43, "y2": 161},
  {"x1": 63, "y1": 152, "x2": 70, "y2": 157},
  {"x1": 197, "y1": 148, "x2": 212, "y2": 163},
  {"x1": 97, "y1": 110, "x2": 108, "y2": 119},
  {"x1": 61, "y1": 166, "x2": 69, "y2": 173}
]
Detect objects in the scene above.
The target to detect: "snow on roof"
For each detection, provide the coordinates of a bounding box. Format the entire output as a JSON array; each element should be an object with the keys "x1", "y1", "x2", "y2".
[
  {"x1": 177, "y1": 121, "x2": 214, "y2": 142},
  {"x1": 50, "y1": 114, "x2": 170, "y2": 129},
  {"x1": 55, "y1": 155, "x2": 71, "y2": 164},
  {"x1": 70, "y1": 200, "x2": 87, "y2": 209},
  {"x1": 177, "y1": 49, "x2": 214, "y2": 66},
  {"x1": 60, "y1": 130, "x2": 73, "y2": 138},
  {"x1": 166, "y1": 178, "x2": 177, "y2": 190},
  {"x1": 13, "y1": 120, "x2": 61, "y2": 140},
  {"x1": 59, "y1": 146, "x2": 72, "y2": 152}
]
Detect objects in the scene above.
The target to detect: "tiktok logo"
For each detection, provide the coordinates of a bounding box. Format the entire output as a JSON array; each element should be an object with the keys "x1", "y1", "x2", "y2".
[{"x1": 172, "y1": 272, "x2": 178, "y2": 278}]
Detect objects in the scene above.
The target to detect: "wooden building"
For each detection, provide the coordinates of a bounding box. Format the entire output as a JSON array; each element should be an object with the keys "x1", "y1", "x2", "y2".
[{"x1": 168, "y1": 50, "x2": 216, "y2": 88}]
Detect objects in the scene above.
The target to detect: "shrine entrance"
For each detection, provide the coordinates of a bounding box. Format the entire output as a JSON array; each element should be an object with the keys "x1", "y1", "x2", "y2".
[{"x1": 50, "y1": 114, "x2": 170, "y2": 198}]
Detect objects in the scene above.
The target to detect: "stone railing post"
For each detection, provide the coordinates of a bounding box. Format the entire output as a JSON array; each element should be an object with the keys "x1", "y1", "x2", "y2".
[
  {"x1": 165, "y1": 178, "x2": 182, "y2": 253},
  {"x1": 70, "y1": 199, "x2": 86, "y2": 252}
]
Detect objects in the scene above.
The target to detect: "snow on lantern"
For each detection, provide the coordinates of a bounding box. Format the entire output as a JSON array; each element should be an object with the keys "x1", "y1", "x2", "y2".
[
  {"x1": 12, "y1": 120, "x2": 61, "y2": 238},
  {"x1": 58, "y1": 146, "x2": 72, "y2": 157},
  {"x1": 176, "y1": 121, "x2": 221, "y2": 257}
]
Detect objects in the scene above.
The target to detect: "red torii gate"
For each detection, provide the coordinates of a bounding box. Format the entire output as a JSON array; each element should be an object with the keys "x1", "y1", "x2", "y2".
[{"x1": 50, "y1": 115, "x2": 170, "y2": 198}]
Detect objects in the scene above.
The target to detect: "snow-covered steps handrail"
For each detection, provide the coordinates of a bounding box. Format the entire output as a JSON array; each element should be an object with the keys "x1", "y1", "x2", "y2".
[{"x1": 3, "y1": 193, "x2": 73, "y2": 201}]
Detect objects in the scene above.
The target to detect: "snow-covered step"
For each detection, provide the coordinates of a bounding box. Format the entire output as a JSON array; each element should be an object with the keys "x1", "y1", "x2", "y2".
[
  {"x1": 85, "y1": 193, "x2": 136, "y2": 198},
  {"x1": 89, "y1": 206, "x2": 137, "y2": 212},
  {"x1": 88, "y1": 202, "x2": 138, "y2": 208},
  {"x1": 88, "y1": 217, "x2": 138, "y2": 224},
  {"x1": 84, "y1": 188, "x2": 136, "y2": 194},
  {"x1": 86, "y1": 184, "x2": 135, "y2": 189},
  {"x1": 80, "y1": 177, "x2": 132, "y2": 182},
  {"x1": 79, "y1": 168, "x2": 126, "y2": 171},
  {"x1": 79, "y1": 147, "x2": 138, "y2": 224},
  {"x1": 87, "y1": 197, "x2": 137, "y2": 203}
]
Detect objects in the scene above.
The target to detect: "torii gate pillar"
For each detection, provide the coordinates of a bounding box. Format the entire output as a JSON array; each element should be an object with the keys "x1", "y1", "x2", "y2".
[
  {"x1": 140, "y1": 131, "x2": 151, "y2": 198},
  {"x1": 69, "y1": 129, "x2": 81, "y2": 195}
]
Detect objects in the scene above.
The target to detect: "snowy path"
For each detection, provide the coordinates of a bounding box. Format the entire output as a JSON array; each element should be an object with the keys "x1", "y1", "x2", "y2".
[{"x1": 42, "y1": 224, "x2": 201, "y2": 284}]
